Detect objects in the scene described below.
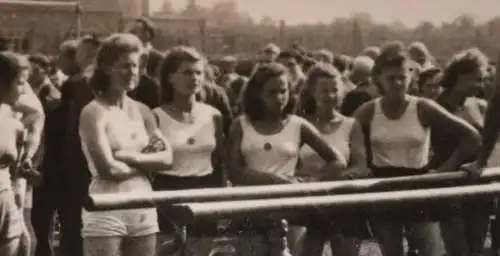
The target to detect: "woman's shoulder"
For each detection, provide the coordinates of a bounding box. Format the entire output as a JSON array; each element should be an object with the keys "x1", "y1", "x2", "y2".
[
  {"x1": 196, "y1": 102, "x2": 222, "y2": 118},
  {"x1": 80, "y1": 100, "x2": 107, "y2": 122},
  {"x1": 290, "y1": 114, "x2": 318, "y2": 132}
]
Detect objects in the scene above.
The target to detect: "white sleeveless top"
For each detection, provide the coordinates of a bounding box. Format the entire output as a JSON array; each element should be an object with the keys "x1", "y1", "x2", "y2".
[
  {"x1": 0, "y1": 105, "x2": 22, "y2": 191},
  {"x1": 370, "y1": 96, "x2": 430, "y2": 168},
  {"x1": 299, "y1": 117, "x2": 355, "y2": 177},
  {"x1": 153, "y1": 103, "x2": 217, "y2": 177},
  {"x1": 80, "y1": 98, "x2": 152, "y2": 194},
  {"x1": 240, "y1": 115, "x2": 303, "y2": 179}
]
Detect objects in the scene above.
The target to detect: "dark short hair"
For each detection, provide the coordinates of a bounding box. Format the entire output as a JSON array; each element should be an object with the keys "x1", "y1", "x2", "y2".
[
  {"x1": 0, "y1": 51, "x2": 29, "y2": 91},
  {"x1": 28, "y1": 53, "x2": 51, "y2": 72},
  {"x1": 277, "y1": 50, "x2": 302, "y2": 63},
  {"x1": 333, "y1": 54, "x2": 353, "y2": 73},
  {"x1": 373, "y1": 41, "x2": 412, "y2": 75},
  {"x1": 79, "y1": 34, "x2": 102, "y2": 48},
  {"x1": 441, "y1": 48, "x2": 488, "y2": 90},
  {"x1": 135, "y1": 17, "x2": 156, "y2": 40},
  {"x1": 306, "y1": 63, "x2": 342, "y2": 90},
  {"x1": 89, "y1": 33, "x2": 143, "y2": 94},
  {"x1": 59, "y1": 39, "x2": 79, "y2": 59},
  {"x1": 158, "y1": 46, "x2": 205, "y2": 103},
  {"x1": 242, "y1": 63, "x2": 296, "y2": 121},
  {"x1": 418, "y1": 68, "x2": 442, "y2": 89}
]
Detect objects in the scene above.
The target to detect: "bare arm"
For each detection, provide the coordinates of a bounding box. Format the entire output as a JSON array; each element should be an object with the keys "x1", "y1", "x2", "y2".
[
  {"x1": 14, "y1": 86, "x2": 45, "y2": 162},
  {"x1": 342, "y1": 120, "x2": 370, "y2": 179},
  {"x1": 226, "y1": 117, "x2": 291, "y2": 185},
  {"x1": 113, "y1": 102, "x2": 173, "y2": 171},
  {"x1": 299, "y1": 120, "x2": 347, "y2": 180},
  {"x1": 212, "y1": 112, "x2": 228, "y2": 186},
  {"x1": 419, "y1": 98, "x2": 481, "y2": 172},
  {"x1": 79, "y1": 104, "x2": 138, "y2": 181}
]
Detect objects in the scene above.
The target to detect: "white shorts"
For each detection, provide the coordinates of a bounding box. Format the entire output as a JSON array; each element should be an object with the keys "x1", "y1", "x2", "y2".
[{"x1": 82, "y1": 208, "x2": 158, "y2": 237}]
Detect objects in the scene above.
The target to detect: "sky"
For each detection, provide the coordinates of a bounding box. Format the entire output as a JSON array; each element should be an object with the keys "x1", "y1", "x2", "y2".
[{"x1": 150, "y1": 0, "x2": 500, "y2": 27}]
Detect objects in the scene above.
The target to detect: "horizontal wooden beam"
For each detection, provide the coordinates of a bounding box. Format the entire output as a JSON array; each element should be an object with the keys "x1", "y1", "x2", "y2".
[
  {"x1": 86, "y1": 168, "x2": 500, "y2": 211},
  {"x1": 172, "y1": 183, "x2": 500, "y2": 223}
]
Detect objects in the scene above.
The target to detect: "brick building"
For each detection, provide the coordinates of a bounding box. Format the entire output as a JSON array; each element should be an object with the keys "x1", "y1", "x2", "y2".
[{"x1": 0, "y1": 0, "x2": 150, "y2": 54}]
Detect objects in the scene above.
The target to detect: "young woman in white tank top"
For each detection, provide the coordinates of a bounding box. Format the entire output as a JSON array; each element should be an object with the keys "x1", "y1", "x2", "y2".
[
  {"x1": 79, "y1": 34, "x2": 173, "y2": 256},
  {"x1": 297, "y1": 64, "x2": 369, "y2": 256},
  {"x1": 354, "y1": 42, "x2": 480, "y2": 256},
  {"x1": 227, "y1": 63, "x2": 347, "y2": 256},
  {"x1": 151, "y1": 47, "x2": 226, "y2": 256},
  {"x1": 430, "y1": 48, "x2": 490, "y2": 256},
  {"x1": 0, "y1": 51, "x2": 34, "y2": 256}
]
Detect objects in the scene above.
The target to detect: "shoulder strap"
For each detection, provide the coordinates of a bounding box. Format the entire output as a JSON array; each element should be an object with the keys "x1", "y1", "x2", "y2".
[{"x1": 359, "y1": 104, "x2": 375, "y2": 169}]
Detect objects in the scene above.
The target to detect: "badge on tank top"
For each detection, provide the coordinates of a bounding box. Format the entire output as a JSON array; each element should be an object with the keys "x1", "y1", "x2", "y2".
[
  {"x1": 130, "y1": 132, "x2": 137, "y2": 140},
  {"x1": 187, "y1": 137, "x2": 196, "y2": 145},
  {"x1": 263, "y1": 142, "x2": 272, "y2": 151}
]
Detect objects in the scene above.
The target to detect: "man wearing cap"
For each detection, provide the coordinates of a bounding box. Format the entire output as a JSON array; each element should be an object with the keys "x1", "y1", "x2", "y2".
[{"x1": 129, "y1": 17, "x2": 164, "y2": 78}]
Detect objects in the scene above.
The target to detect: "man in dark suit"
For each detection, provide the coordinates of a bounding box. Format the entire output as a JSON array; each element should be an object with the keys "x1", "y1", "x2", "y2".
[
  {"x1": 32, "y1": 36, "x2": 100, "y2": 256},
  {"x1": 129, "y1": 17, "x2": 164, "y2": 78},
  {"x1": 128, "y1": 52, "x2": 162, "y2": 109}
]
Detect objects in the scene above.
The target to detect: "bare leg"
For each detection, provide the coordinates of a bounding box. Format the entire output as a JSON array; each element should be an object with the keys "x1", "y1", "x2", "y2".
[
  {"x1": 0, "y1": 237, "x2": 21, "y2": 256},
  {"x1": 123, "y1": 234, "x2": 156, "y2": 256},
  {"x1": 83, "y1": 237, "x2": 121, "y2": 256}
]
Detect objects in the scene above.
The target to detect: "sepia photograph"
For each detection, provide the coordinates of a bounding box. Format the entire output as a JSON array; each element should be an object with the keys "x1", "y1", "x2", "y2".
[{"x1": 1, "y1": 0, "x2": 500, "y2": 255}]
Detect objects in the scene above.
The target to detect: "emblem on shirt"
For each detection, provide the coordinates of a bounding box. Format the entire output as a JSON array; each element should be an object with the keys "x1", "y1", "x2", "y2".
[
  {"x1": 130, "y1": 132, "x2": 137, "y2": 140},
  {"x1": 263, "y1": 142, "x2": 272, "y2": 151},
  {"x1": 187, "y1": 137, "x2": 196, "y2": 145}
]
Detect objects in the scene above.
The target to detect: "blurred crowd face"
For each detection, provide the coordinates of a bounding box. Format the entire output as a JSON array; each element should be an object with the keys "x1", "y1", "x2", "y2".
[
  {"x1": 482, "y1": 65, "x2": 496, "y2": 99},
  {"x1": 219, "y1": 62, "x2": 236, "y2": 75},
  {"x1": 107, "y1": 51, "x2": 141, "y2": 94},
  {"x1": 169, "y1": 60, "x2": 205, "y2": 98},
  {"x1": 49, "y1": 69, "x2": 67, "y2": 89},
  {"x1": 128, "y1": 21, "x2": 149, "y2": 44},
  {"x1": 2, "y1": 68, "x2": 29, "y2": 105},
  {"x1": 409, "y1": 48, "x2": 427, "y2": 66},
  {"x1": 57, "y1": 51, "x2": 79, "y2": 76},
  {"x1": 75, "y1": 42, "x2": 99, "y2": 71},
  {"x1": 455, "y1": 68, "x2": 485, "y2": 98},
  {"x1": 277, "y1": 56, "x2": 299, "y2": 75},
  {"x1": 313, "y1": 53, "x2": 332, "y2": 64},
  {"x1": 28, "y1": 62, "x2": 47, "y2": 88},
  {"x1": 260, "y1": 74, "x2": 290, "y2": 117},
  {"x1": 259, "y1": 49, "x2": 279, "y2": 64},
  {"x1": 351, "y1": 67, "x2": 371, "y2": 85},
  {"x1": 380, "y1": 65, "x2": 412, "y2": 98},
  {"x1": 421, "y1": 75, "x2": 443, "y2": 100},
  {"x1": 313, "y1": 76, "x2": 342, "y2": 109}
]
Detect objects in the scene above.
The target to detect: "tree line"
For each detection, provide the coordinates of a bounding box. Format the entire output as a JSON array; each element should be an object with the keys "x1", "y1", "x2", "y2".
[{"x1": 152, "y1": 0, "x2": 500, "y2": 62}]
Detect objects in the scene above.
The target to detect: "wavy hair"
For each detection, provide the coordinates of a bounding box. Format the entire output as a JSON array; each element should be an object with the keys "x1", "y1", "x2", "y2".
[
  {"x1": 242, "y1": 63, "x2": 296, "y2": 121},
  {"x1": 158, "y1": 46, "x2": 205, "y2": 104},
  {"x1": 89, "y1": 33, "x2": 143, "y2": 94},
  {"x1": 440, "y1": 48, "x2": 488, "y2": 91},
  {"x1": 0, "y1": 51, "x2": 29, "y2": 92}
]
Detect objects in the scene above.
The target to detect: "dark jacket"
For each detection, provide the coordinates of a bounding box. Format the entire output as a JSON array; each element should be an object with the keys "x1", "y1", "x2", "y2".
[
  {"x1": 341, "y1": 82, "x2": 380, "y2": 116},
  {"x1": 196, "y1": 82, "x2": 233, "y2": 135},
  {"x1": 146, "y1": 48, "x2": 164, "y2": 78},
  {"x1": 57, "y1": 74, "x2": 94, "y2": 178},
  {"x1": 128, "y1": 74, "x2": 161, "y2": 109}
]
